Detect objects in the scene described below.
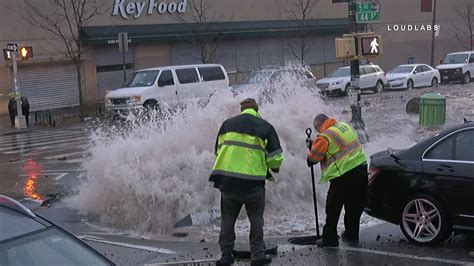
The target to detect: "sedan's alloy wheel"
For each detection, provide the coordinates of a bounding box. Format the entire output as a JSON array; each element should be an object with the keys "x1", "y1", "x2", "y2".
[{"x1": 402, "y1": 198, "x2": 441, "y2": 243}]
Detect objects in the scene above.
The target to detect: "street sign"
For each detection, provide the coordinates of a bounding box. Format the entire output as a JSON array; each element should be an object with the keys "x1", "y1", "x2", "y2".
[
  {"x1": 355, "y1": 2, "x2": 380, "y2": 23},
  {"x1": 118, "y1": 32, "x2": 129, "y2": 53},
  {"x1": 360, "y1": 36, "x2": 382, "y2": 56},
  {"x1": 7, "y1": 43, "x2": 18, "y2": 52}
]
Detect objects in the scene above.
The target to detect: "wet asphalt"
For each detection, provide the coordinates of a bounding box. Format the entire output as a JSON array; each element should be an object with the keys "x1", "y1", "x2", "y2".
[{"x1": 1, "y1": 82, "x2": 474, "y2": 265}]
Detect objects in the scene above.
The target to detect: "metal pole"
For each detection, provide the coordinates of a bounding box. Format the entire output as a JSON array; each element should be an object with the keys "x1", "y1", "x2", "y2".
[
  {"x1": 430, "y1": 0, "x2": 437, "y2": 67},
  {"x1": 306, "y1": 128, "x2": 320, "y2": 238},
  {"x1": 349, "y1": 0, "x2": 364, "y2": 130},
  {"x1": 122, "y1": 49, "x2": 126, "y2": 83},
  {"x1": 11, "y1": 49, "x2": 26, "y2": 129}
]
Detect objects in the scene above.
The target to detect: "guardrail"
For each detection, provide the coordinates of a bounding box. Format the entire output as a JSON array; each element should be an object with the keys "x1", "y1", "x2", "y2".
[{"x1": 32, "y1": 103, "x2": 105, "y2": 127}]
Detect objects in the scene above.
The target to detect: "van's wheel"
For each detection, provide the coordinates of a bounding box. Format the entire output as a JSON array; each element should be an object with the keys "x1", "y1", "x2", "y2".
[
  {"x1": 144, "y1": 101, "x2": 161, "y2": 116},
  {"x1": 407, "y1": 79, "x2": 414, "y2": 90},
  {"x1": 462, "y1": 72, "x2": 471, "y2": 84},
  {"x1": 400, "y1": 194, "x2": 452, "y2": 246},
  {"x1": 431, "y1": 77, "x2": 438, "y2": 87},
  {"x1": 374, "y1": 80, "x2": 384, "y2": 93},
  {"x1": 344, "y1": 84, "x2": 350, "y2": 96}
]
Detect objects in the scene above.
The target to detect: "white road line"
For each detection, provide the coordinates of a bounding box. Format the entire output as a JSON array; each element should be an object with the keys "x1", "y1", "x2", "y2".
[
  {"x1": 336, "y1": 246, "x2": 472, "y2": 265},
  {"x1": 147, "y1": 259, "x2": 217, "y2": 265},
  {"x1": 54, "y1": 173, "x2": 67, "y2": 181},
  {"x1": 0, "y1": 131, "x2": 87, "y2": 144},
  {"x1": 0, "y1": 132, "x2": 88, "y2": 146},
  {"x1": 77, "y1": 236, "x2": 175, "y2": 254},
  {"x1": 3, "y1": 140, "x2": 90, "y2": 154},
  {"x1": 45, "y1": 151, "x2": 88, "y2": 160},
  {"x1": 0, "y1": 137, "x2": 89, "y2": 151}
]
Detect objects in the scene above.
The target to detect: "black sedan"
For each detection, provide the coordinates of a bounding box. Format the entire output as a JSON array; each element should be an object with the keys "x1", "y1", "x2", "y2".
[
  {"x1": 0, "y1": 195, "x2": 115, "y2": 265},
  {"x1": 365, "y1": 121, "x2": 474, "y2": 246}
]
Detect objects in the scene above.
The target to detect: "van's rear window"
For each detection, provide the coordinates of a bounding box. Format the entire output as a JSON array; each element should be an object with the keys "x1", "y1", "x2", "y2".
[{"x1": 198, "y1": 67, "x2": 225, "y2": 81}]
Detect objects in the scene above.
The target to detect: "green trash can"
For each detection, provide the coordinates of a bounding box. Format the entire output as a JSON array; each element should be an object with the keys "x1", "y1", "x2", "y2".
[{"x1": 419, "y1": 93, "x2": 446, "y2": 127}]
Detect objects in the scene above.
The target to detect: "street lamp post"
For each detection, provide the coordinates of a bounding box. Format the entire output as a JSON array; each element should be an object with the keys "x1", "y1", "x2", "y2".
[{"x1": 9, "y1": 44, "x2": 27, "y2": 129}]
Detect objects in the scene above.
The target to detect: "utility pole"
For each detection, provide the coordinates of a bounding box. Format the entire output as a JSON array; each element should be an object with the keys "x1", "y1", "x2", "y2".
[
  {"x1": 349, "y1": 0, "x2": 365, "y2": 130},
  {"x1": 8, "y1": 43, "x2": 27, "y2": 129},
  {"x1": 430, "y1": 0, "x2": 437, "y2": 67}
]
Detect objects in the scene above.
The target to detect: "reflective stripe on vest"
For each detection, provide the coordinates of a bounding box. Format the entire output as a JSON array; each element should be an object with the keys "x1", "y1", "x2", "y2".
[
  {"x1": 321, "y1": 141, "x2": 361, "y2": 171},
  {"x1": 319, "y1": 122, "x2": 366, "y2": 183}
]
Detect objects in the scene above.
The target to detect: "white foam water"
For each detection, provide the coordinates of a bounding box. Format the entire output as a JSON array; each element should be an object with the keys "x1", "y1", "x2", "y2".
[{"x1": 68, "y1": 66, "x2": 418, "y2": 236}]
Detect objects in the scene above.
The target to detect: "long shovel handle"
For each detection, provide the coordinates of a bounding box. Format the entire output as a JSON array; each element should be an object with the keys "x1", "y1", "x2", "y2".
[{"x1": 306, "y1": 128, "x2": 321, "y2": 238}]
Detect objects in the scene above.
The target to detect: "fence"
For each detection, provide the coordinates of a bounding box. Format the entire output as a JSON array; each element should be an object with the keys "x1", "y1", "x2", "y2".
[{"x1": 32, "y1": 103, "x2": 106, "y2": 127}]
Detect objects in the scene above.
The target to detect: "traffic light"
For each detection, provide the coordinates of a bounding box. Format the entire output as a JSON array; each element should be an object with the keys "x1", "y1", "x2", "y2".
[
  {"x1": 335, "y1": 38, "x2": 357, "y2": 60},
  {"x1": 3, "y1": 49, "x2": 12, "y2": 60},
  {"x1": 19, "y1": 46, "x2": 33, "y2": 60}
]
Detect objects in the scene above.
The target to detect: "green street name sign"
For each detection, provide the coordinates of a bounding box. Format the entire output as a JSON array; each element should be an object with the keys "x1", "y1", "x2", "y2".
[
  {"x1": 355, "y1": 2, "x2": 380, "y2": 23},
  {"x1": 356, "y1": 12, "x2": 380, "y2": 23}
]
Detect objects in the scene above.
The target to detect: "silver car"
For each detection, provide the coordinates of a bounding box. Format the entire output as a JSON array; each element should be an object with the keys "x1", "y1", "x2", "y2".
[
  {"x1": 317, "y1": 64, "x2": 388, "y2": 97},
  {"x1": 386, "y1": 64, "x2": 441, "y2": 90}
]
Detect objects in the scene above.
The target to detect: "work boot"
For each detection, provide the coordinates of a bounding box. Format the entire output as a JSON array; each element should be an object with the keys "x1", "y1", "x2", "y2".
[
  {"x1": 216, "y1": 254, "x2": 234, "y2": 266},
  {"x1": 250, "y1": 255, "x2": 272, "y2": 266},
  {"x1": 341, "y1": 231, "x2": 359, "y2": 243},
  {"x1": 316, "y1": 238, "x2": 339, "y2": 248}
]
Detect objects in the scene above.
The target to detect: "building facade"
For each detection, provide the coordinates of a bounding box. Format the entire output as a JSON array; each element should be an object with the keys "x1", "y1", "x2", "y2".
[{"x1": 0, "y1": 0, "x2": 470, "y2": 115}]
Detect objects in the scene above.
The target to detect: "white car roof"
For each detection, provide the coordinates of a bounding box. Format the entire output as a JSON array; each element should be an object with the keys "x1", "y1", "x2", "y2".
[
  {"x1": 139, "y1": 64, "x2": 224, "y2": 72},
  {"x1": 447, "y1": 51, "x2": 474, "y2": 55}
]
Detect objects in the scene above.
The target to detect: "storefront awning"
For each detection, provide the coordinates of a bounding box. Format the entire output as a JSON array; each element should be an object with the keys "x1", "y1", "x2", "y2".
[{"x1": 81, "y1": 19, "x2": 355, "y2": 45}]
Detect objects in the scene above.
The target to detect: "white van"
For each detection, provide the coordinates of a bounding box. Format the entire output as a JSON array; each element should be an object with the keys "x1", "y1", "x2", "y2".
[
  {"x1": 436, "y1": 51, "x2": 474, "y2": 84},
  {"x1": 105, "y1": 64, "x2": 231, "y2": 114}
]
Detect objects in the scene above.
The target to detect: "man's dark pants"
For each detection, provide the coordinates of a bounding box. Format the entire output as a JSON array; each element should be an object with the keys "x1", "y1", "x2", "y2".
[
  {"x1": 322, "y1": 163, "x2": 368, "y2": 244},
  {"x1": 219, "y1": 187, "x2": 265, "y2": 261}
]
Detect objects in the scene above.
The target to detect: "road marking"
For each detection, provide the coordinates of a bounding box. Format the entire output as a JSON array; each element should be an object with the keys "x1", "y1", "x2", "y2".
[
  {"x1": 0, "y1": 131, "x2": 88, "y2": 144},
  {"x1": 77, "y1": 235, "x2": 175, "y2": 254},
  {"x1": 146, "y1": 259, "x2": 218, "y2": 265},
  {"x1": 44, "y1": 151, "x2": 88, "y2": 160},
  {"x1": 3, "y1": 140, "x2": 89, "y2": 154},
  {"x1": 54, "y1": 173, "x2": 67, "y2": 181},
  {"x1": 336, "y1": 246, "x2": 472, "y2": 265},
  {"x1": 0, "y1": 133, "x2": 88, "y2": 147},
  {"x1": 0, "y1": 137, "x2": 89, "y2": 151}
]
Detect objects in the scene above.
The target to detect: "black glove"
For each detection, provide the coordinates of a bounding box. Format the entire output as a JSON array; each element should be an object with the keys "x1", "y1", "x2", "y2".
[{"x1": 305, "y1": 138, "x2": 313, "y2": 149}]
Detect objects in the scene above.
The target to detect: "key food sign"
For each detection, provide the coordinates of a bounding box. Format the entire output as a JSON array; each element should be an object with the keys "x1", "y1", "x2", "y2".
[{"x1": 112, "y1": 0, "x2": 187, "y2": 19}]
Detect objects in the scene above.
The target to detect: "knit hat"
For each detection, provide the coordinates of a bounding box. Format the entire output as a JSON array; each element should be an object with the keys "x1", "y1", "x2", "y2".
[{"x1": 240, "y1": 98, "x2": 259, "y2": 112}]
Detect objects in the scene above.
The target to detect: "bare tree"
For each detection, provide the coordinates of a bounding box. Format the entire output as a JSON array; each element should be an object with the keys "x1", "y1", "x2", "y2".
[
  {"x1": 178, "y1": 0, "x2": 220, "y2": 63},
  {"x1": 453, "y1": 0, "x2": 474, "y2": 50},
  {"x1": 284, "y1": 0, "x2": 319, "y2": 64},
  {"x1": 9, "y1": 0, "x2": 106, "y2": 105}
]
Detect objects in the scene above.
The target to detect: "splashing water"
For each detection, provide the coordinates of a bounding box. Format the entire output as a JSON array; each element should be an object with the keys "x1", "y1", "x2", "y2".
[{"x1": 68, "y1": 66, "x2": 418, "y2": 236}]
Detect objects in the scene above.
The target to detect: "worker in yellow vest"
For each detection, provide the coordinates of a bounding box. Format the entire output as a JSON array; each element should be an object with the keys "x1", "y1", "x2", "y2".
[
  {"x1": 306, "y1": 113, "x2": 368, "y2": 247},
  {"x1": 210, "y1": 98, "x2": 283, "y2": 266}
]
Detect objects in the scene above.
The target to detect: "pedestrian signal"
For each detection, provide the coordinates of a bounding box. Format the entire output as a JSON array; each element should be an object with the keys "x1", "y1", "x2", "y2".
[
  {"x1": 360, "y1": 36, "x2": 382, "y2": 57},
  {"x1": 19, "y1": 46, "x2": 33, "y2": 60}
]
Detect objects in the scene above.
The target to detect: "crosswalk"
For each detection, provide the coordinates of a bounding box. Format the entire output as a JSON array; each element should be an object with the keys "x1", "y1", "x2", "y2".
[{"x1": 0, "y1": 129, "x2": 90, "y2": 164}]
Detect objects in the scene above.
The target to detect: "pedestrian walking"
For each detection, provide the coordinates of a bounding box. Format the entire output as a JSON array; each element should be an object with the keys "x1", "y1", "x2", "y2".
[
  {"x1": 210, "y1": 98, "x2": 284, "y2": 266},
  {"x1": 306, "y1": 114, "x2": 368, "y2": 247}
]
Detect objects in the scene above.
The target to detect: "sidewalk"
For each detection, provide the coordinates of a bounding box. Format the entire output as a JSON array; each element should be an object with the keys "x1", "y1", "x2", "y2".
[{"x1": 0, "y1": 115, "x2": 34, "y2": 135}]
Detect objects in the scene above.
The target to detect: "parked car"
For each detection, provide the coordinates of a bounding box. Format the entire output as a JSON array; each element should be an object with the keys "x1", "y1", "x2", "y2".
[
  {"x1": 0, "y1": 195, "x2": 114, "y2": 265},
  {"x1": 105, "y1": 64, "x2": 231, "y2": 115},
  {"x1": 386, "y1": 64, "x2": 440, "y2": 90},
  {"x1": 365, "y1": 121, "x2": 474, "y2": 246},
  {"x1": 436, "y1": 51, "x2": 474, "y2": 84},
  {"x1": 316, "y1": 64, "x2": 387, "y2": 97},
  {"x1": 231, "y1": 67, "x2": 317, "y2": 96}
]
